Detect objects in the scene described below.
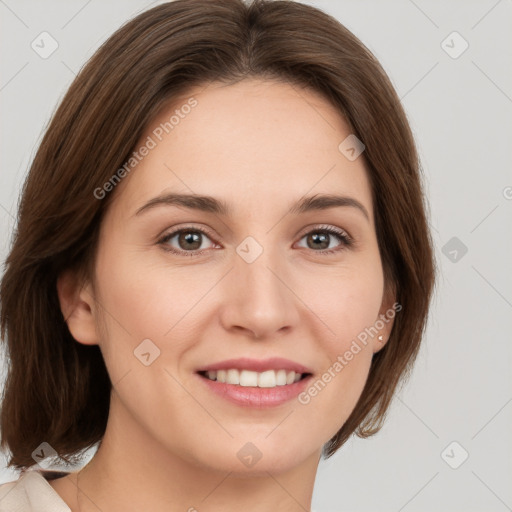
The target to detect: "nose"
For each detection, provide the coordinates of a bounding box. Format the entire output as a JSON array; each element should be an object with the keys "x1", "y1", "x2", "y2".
[{"x1": 219, "y1": 246, "x2": 300, "y2": 340}]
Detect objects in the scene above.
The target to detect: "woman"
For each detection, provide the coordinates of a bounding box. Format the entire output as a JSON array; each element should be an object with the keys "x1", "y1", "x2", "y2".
[{"x1": 0, "y1": 0, "x2": 435, "y2": 510}]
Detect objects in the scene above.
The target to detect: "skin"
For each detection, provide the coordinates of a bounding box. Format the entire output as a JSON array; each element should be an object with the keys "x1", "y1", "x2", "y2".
[{"x1": 53, "y1": 78, "x2": 395, "y2": 511}]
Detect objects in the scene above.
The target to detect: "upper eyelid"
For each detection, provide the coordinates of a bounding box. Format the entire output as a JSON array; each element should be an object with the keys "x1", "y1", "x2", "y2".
[
  {"x1": 297, "y1": 224, "x2": 350, "y2": 238},
  {"x1": 159, "y1": 223, "x2": 352, "y2": 247},
  {"x1": 160, "y1": 224, "x2": 217, "y2": 242}
]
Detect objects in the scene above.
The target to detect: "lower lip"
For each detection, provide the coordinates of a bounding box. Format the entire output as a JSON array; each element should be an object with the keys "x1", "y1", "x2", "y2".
[{"x1": 196, "y1": 373, "x2": 313, "y2": 408}]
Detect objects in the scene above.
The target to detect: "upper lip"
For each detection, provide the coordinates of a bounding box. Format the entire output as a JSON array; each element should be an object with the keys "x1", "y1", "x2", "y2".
[{"x1": 196, "y1": 357, "x2": 312, "y2": 374}]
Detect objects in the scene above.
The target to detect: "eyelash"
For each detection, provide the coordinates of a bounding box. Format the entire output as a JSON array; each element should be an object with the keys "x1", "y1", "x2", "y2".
[{"x1": 157, "y1": 224, "x2": 354, "y2": 258}]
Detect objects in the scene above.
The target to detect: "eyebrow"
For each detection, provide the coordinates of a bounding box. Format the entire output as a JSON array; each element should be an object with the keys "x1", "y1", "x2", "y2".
[{"x1": 134, "y1": 192, "x2": 370, "y2": 222}]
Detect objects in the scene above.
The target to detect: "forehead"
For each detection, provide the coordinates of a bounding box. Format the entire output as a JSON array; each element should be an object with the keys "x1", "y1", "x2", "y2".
[{"x1": 111, "y1": 79, "x2": 373, "y2": 222}]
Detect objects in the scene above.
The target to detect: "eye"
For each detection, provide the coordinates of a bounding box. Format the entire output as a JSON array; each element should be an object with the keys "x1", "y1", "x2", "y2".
[
  {"x1": 157, "y1": 224, "x2": 353, "y2": 257},
  {"x1": 296, "y1": 225, "x2": 353, "y2": 254},
  {"x1": 158, "y1": 226, "x2": 218, "y2": 257}
]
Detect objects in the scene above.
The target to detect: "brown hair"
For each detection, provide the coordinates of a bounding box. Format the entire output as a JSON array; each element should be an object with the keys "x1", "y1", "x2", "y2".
[{"x1": 0, "y1": 0, "x2": 436, "y2": 470}]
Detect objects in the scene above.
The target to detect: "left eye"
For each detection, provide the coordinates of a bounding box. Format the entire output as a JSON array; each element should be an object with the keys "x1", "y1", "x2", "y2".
[{"x1": 296, "y1": 227, "x2": 352, "y2": 253}]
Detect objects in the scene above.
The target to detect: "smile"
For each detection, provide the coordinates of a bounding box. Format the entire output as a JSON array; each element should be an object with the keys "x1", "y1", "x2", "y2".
[
  {"x1": 199, "y1": 369, "x2": 308, "y2": 388},
  {"x1": 196, "y1": 370, "x2": 313, "y2": 408}
]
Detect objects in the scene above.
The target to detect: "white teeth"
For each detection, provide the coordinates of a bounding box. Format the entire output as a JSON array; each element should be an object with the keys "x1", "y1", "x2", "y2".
[
  {"x1": 239, "y1": 370, "x2": 259, "y2": 387},
  {"x1": 258, "y1": 370, "x2": 276, "y2": 388},
  {"x1": 202, "y1": 369, "x2": 305, "y2": 388},
  {"x1": 276, "y1": 369, "x2": 287, "y2": 386},
  {"x1": 226, "y1": 369, "x2": 239, "y2": 385}
]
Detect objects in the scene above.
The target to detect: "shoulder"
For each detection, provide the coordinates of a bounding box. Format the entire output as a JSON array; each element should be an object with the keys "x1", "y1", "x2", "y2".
[{"x1": 0, "y1": 469, "x2": 71, "y2": 511}]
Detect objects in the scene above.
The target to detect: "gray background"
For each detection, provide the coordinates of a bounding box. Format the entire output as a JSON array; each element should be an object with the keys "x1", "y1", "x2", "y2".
[{"x1": 1, "y1": 1, "x2": 511, "y2": 510}]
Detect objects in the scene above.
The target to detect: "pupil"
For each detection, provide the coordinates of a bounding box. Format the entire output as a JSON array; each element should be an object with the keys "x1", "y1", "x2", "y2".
[
  {"x1": 310, "y1": 232, "x2": 328, "y2": 250},
  {"x1": 180, "y1": 231, "x2": 201, "y2": 250}
]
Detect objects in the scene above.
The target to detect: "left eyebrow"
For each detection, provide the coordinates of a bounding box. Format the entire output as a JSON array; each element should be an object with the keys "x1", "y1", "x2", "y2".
[
  {"x1": 289, "y1": 193, "x2": 370, "y2": 222},
  {"x1": 133, "y1": 192, "x2": 370, "y2": 222}
]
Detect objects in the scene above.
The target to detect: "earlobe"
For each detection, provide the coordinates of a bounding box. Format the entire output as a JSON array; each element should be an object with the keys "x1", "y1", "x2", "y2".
[{"x1": 56, "y1": 269, "x2": 99, "y2": 346}]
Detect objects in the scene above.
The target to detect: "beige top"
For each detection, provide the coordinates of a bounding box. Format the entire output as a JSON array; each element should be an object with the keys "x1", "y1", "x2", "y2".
[{"x1": 0, "y1": 470, "x2": 71, "y2": 511}]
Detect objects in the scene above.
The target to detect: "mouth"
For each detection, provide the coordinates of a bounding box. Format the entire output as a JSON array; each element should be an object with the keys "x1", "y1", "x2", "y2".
[{"x1": 195, "y1": 367, "x2": 313, "y2": 408}]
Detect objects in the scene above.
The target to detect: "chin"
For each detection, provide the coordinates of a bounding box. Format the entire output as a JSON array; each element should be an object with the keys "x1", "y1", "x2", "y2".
[{"x1": 199, "y1": 438, "x2": 317, "y2": 476}]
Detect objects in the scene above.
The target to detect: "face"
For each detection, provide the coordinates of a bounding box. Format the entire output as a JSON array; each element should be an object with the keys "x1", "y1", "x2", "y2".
[{"x1": 61, "y1": 79, "x2": 395, "y2": 475}]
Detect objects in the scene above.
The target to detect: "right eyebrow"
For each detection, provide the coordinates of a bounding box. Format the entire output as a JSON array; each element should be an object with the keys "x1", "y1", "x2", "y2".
[{"x1": 133, "y1": 193, "x2": 231, "y2": 218}]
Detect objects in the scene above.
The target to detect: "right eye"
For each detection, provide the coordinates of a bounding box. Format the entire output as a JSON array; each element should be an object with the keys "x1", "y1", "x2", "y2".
[{"x1": 158, "y1": 226, "x2": 219, "y2": 257}]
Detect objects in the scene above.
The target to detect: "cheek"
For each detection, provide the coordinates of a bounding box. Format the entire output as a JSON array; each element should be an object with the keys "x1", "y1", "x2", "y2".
[
  {"x1": 92, "y1": 248, "x2": 221, "y2": 377},
  {"x1": 293, "y1": 260, "x2": 383, "y2": 435},
  {"x1": 297, "y1": 280, "x2": 378, "y2": 444},
  {"x1": 298, "y1": 345, "x2": 373, "y2": 447},
  {"x1": 302, "y1": 256, "x2": 384, "y2": 348},
  {"x1": 95, "y1": 247, "x2": 200, "y2": 331}
]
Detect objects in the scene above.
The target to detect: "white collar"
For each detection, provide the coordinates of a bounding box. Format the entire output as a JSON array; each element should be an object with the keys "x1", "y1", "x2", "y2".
[{"x1": 0, "y1": 469, "x2": 71, "y2": 512}]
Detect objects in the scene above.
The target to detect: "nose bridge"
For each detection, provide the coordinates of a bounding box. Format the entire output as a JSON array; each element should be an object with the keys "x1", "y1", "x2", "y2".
[
  {"x1": 222, "y1": 234, "x2": 299, "y2": 338},
  {"x1": 239, "y1": 243, "x2": 282, "y2": 299}
]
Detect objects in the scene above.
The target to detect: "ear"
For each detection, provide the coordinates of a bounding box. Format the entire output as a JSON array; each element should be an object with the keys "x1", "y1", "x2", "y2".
[
  {"x1": 372, "y1": 284, "x2": 399, "y2": 354},
  {"x1": 56, "y1": 269, "x2": 100, "y2": 346}
]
